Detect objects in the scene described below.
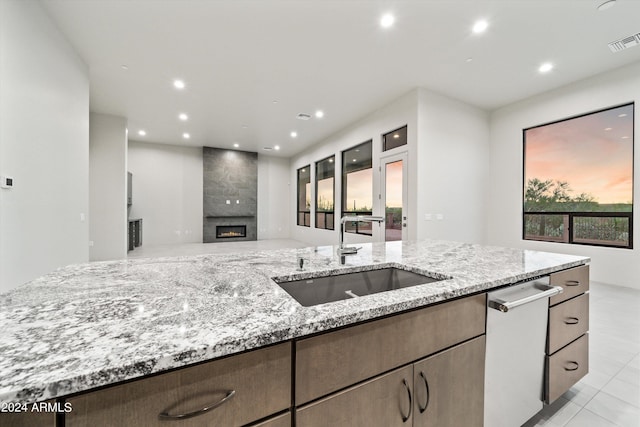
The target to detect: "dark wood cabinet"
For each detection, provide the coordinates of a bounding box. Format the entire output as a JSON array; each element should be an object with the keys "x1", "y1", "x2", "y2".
[
  {"x1": 66, "y1": 343, "x2": 291, "y2": 427},
  {"x1": 545, "y1": 265, "x2": 590, "y2": 403}
]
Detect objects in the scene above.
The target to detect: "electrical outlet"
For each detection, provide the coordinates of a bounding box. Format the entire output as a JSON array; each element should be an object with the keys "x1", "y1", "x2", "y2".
[{"x1": 1, "y1": 175, "x2": 14, "y2": 189}]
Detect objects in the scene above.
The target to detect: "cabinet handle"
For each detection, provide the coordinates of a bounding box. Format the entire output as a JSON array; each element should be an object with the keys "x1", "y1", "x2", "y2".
[
  {"x1": 565, "y1": 280, "x2": 580, "y2": 286},
  {"x1": 158, "y1": 389, "x2": 235, "y2": 421},
  {"x1": 564, "y1": 317, "x2": 579, "y2": 325},
  {"x1": 418, "y1": 371, "x2": 430, "y2": 413},
  {"x1": 400, "y1": 379, "x2": 412, "y2": 423},
  {"x1": 564, "y1": 361, "x2": 580, "y2": 371}
]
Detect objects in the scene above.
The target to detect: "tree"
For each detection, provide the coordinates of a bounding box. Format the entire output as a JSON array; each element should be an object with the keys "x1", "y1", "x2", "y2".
[{"x1": 525, "y1": 179, "x2": 596, "y2": 212}]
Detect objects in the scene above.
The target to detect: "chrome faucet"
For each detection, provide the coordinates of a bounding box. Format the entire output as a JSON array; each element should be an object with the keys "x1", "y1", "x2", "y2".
[{"x1": 338, "y1": 215, "x2": 384, "y2": 256}]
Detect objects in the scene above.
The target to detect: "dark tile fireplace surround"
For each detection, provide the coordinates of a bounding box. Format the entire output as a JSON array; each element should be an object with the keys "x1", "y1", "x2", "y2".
[{"x1": 203, "y1": 147, "x2": 257, "y2": 243}]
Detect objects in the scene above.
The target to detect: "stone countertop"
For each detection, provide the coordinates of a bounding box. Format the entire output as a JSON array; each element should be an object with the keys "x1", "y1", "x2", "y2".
[{"x1": 0, "y1": 240, "x2": 589, "y2": 404}]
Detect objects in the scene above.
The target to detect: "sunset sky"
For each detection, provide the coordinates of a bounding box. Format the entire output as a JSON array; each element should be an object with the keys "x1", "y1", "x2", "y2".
[{"x1": 524, "y1": 104, "x2": 633, "y2": 204}]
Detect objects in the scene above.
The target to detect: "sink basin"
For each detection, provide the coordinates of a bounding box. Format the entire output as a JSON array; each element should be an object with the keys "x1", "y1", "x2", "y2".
[{"x1": 274, "y1": 267, "x2": 445, "y2": 307}]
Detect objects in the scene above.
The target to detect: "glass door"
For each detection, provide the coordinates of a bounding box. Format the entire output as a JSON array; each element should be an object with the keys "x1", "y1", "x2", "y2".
[{"x1": 381, "y1": 153, "x2": 407, "y2": 241}]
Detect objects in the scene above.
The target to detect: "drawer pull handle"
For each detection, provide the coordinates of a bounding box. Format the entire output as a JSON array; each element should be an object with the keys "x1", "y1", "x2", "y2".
[
  {"x1": 564, "y1": 361, "x2": 580, "y2": 371},
  {"x1": 401, "y1": 379, "x2": 412, "y2": 423},
  {"x1": 418, "y1": 371, "x2": 430, "y2": 413},
  {"x1": 564, "y1": 317, "x2": 580, "y2": 325},
  {"x1": 565, "y1": 280, "x2": 580, "y2": 286},
  {"x1": 158, "y1": 390, "x2": 235, "y2": 421}
]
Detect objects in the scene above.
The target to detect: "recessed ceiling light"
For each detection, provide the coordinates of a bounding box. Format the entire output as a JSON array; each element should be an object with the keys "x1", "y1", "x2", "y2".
[
  {"x1": 290, "y1": 131, "x2": 298, "y2": 138},
  {"x1": 352, "y1": 159, "x2": 357, "y2": 162},
  {"x1": 466, "y1": 57, "x2": 473, "y2": 63},
  {"x1": 272, "y1": 100, "x2": 278, "y2": 104},
  {"x1": 622, "y1": 136, "x2": 630, "y2": 139},
  {"x1": 182, "y1": 133, "x2": 190, "y2": 139},
  {"x1": 538, "y1": 62, "x2": 554, "y2": 73},
  {"x1": 121, "y1": 65, "x2": 128, "y2": 70},
  {"x1": 315, "y1": 110, "x2": 324, "y2": 118},
  {"x1": 173, "y1": 79, "x2": 185, "y2": 89},
  {"x1": 233, "y1": 143, "x2": 239, "y2": 148},
  {"x1": 472, "y1": 20, "x2": 488, "y2": 34},
  {"x1": 274, "y1": 145, "x2": 280, "y2": 150},
  {"x1": 597, "y1": 0, "x2": 616, "y2": 11},
  {"x1": 242, "y1": 125, "x2": 248, "y2": 129},
  {"x1": 619, "y1": 113, "x2": 628, "y2": 117},
  {"x1": 380, "y1": 13, "x2": 395, "y2": 28},
  {"x1": 178, "y1": 113, "x2": 188, "y2": 121},
  {"x1": 138, "y1": 130, "x2": 146, "y2": 136},
  {"x1": 605, "y1": 127, "x2": 613, "y2": 131}
]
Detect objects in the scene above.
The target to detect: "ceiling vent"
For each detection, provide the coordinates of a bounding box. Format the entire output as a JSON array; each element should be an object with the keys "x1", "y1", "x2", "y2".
[
  {"x1": 296, "y1": 113, "x2": 311, "y2": 120},
  {"x1": 608, "y1": 32, "x2": 640, "y2": 52}
]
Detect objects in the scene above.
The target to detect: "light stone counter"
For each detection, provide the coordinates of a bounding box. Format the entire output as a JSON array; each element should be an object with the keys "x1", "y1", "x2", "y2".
[{"x1": 0, "y1": 240, "x2": 589, "y2": 404}]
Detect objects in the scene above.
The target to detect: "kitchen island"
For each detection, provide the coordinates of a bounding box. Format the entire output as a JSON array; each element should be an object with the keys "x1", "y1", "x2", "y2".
[{"x1": 0, "y1": 240, "x2": 589, "y2": 425}]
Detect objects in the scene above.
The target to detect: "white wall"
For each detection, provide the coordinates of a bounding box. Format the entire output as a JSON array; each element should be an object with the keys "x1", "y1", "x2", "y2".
[
  {"x1": 89, "y1": 113, "x2": 127, "y2": 261},
  {"x1": 0, "y1": 0, "x2": 89, "y2": 292},
  {"x1": 488, "y1": 62, "x2": 640, "y2": 289},
  {"x1": 416, "y1": 88, "x2": 490, "y2": 243},
  {"x1": 257, "y1": 154, "x2": 291, "y2": 240},
  {"x1": 289, "y1": 88, "x2": 489, "y2": 247},
  {"x1": 290, "y1": 90, "x2": 419, "y2": 246},
  {"x1": 128, "y1": 141, "x2": 203, "y2": 247}
]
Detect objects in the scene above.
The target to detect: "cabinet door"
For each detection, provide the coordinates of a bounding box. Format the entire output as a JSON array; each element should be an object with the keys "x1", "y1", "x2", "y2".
[
  {"x1": 296, "y1": 365, "x2": 414, "y2": 427},
  {"x1": 413, "y1": 336, "x2": 485, "y2": 427},
  {"x1": 66, "y1": 343, "x2": 291, "y2": 427}
]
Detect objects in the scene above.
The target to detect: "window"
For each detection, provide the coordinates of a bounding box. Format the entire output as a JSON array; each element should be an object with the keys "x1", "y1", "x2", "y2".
[
  {"x1": 523, "y1": 103, "x2": 634, "y2": 248},
  {"x1": 382, "y1": 125, "x2": 407, "y2": 151},
  {"x1": 342, "y1": 140, "x2": 373, "y2": 235},
  {"x1": 297, "y1": 165, "x2": 311, "y2": 227},
  {"x1": 316, "y1": 156, "x2": 335, "y2": 230}
]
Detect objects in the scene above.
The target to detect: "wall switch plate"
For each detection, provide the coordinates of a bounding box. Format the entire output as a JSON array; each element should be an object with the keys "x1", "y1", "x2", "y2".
[{"x1": 1, "y1": 175, "x2": 14, "y2": 189}]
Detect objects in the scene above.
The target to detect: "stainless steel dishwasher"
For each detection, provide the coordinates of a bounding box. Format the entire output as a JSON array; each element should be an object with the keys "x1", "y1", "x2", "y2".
[{"x1": 484, "y1": 276, "x2": 563, "y2": 427}]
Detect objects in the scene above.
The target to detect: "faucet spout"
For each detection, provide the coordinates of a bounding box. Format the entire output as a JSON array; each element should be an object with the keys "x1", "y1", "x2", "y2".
[{"x1": 338, "y1": 215, "x2": 384, "y2": 256}]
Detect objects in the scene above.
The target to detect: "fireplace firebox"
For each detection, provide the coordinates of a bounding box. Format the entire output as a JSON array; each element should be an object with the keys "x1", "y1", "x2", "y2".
[{"x1": 216, "y1": 225, "x2": 247, "y2": 239}]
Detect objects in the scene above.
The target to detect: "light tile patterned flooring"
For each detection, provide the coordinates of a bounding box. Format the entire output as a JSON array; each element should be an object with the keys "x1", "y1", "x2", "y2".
[
  {"x1": 128, "y1": 242, "x2": 640, "y2": 426},
  {"x1": 524, "y1": 282, "x2": 640, "y2": 427}
]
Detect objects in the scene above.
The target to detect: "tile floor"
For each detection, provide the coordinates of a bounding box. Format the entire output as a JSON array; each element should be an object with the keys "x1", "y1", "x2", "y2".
[
  {"x1": 128, "y1": 241, "x2": 640, "y2": 426},
  {"x1": 524, "y1": 282, "x2": 640, "y2": 427}
]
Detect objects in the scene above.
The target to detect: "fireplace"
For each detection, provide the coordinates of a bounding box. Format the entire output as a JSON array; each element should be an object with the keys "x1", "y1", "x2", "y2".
[{"x1": 216, "y1": 225, "x2": 247, "y2": 239}]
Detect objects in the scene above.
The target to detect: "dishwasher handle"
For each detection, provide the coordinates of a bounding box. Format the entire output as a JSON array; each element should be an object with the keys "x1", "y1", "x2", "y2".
[{"x1": 489, "y1": 284, "x2": 563, "y2": 313}]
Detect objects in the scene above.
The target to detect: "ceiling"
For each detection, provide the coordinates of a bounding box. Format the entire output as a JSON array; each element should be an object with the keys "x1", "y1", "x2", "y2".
[{"x1": 41, "y1": 0, "x2": 640, "y2": 157}]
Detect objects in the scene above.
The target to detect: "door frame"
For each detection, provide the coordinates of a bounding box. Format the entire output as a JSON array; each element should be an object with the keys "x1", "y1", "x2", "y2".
[{"x1": 380, "y1": 151, "x2": 408, "y2": 242}]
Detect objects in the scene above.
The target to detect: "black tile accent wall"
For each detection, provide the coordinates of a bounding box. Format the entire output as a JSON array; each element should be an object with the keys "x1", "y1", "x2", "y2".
[{"x1": 203, "y1": 147, "x2": 258, "y2": 242}]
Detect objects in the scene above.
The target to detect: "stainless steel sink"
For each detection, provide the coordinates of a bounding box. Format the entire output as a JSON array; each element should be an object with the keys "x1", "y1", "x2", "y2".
[{"x1": 274, "y1": 267, "x2": 446, "y2": 307}]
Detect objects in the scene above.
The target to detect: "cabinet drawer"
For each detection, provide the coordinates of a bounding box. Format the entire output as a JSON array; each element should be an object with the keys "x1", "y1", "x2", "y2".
[
  {"x1": 546, "y1": 334, "x2": 588, "y2": 404},
  {"x1": 547, "y1": 293, "x2": 589, "y2": 354},
  {"x1": 67, "y1": 343, "x2": 291, "y2": 427},
  {"x1": 295, "y1": 294, "x2": 486, "y2": 404},
  {"x1": 296, "y1": 365, "x2": 414, "y2": 427},
  {"x1": 549, "y1": 265, "x2": 589, "y2": 306}
]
